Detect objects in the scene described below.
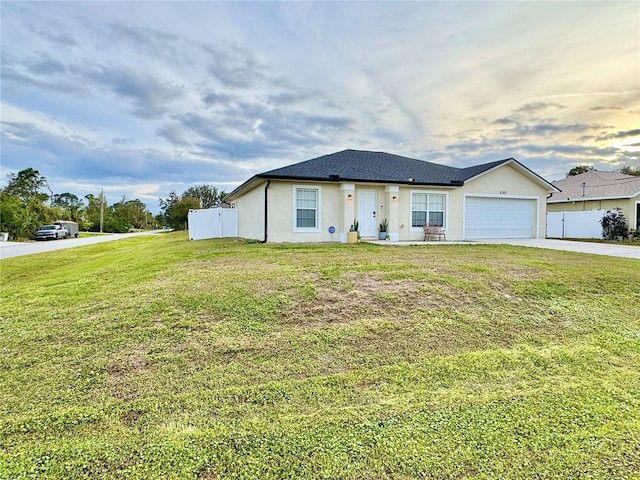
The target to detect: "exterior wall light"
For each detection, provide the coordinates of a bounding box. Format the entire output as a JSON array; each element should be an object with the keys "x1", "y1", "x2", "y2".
[
  {"x1": 347, "y1": 194, "x2": 353, "y2": 201},
  {"x1": 392, "y1": 196, "x2": 398, "y2": 202}
]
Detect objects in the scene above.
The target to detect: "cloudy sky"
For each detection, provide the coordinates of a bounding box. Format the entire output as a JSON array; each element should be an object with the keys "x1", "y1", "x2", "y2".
[{"x1": 1, "y1": 1, "x2": 639, "y2": 212}]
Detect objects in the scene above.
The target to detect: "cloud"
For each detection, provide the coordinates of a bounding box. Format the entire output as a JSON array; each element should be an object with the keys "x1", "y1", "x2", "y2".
[
  {"x1": 596, "y1": 128, "x2": 640, "y2": 141},
  {"x1": 25, "y1": 52, "x2": 67, "y2": 75},
  {"x1": 201, "y1": 90, "x2": 234, "y2": 108},
  {"x1": 108, "y1": 23, "x2": 181, "y2": 60},
  {"x1": 515, "y1": 102, "x2": 567, "y2": 114},
  {"x1": 203, "y1": 42, "x2": 267, "y2": 89},
  {"x1": 82, "y1": 64, "x2": 187, "y2": 118},
  {"x1": 1, "y1": 57, "x2": 85, "y2": 95},
  {"x1": 156, "y1": 124, "x2": 192, "y2": 147},
  {"x1": 590, "y1": 106, "x2": 623, "y2": 111},
  {"x1": 1, "y1": 119, "x2": 245, "y2": 191}
]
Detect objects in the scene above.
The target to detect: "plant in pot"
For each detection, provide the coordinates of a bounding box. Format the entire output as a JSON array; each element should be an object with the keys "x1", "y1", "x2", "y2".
[
  {"x1": 347, "y1": 219, "x2": 359, "y2": 243},
  {"x1": 378, "y1": 218, "x2": 388, "y2": 240}
]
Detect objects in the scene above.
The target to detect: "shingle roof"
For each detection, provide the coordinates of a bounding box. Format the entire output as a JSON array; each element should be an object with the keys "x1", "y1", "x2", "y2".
[
  {"x1": 548, "y1": 171, "x2": 640, "y2": 202},
  {"x1": 259, "y1": 149, "x2": 511, "y2": 185},
  {"x1": 225, "y1": 149, "x2": 557, "y2": 200}
]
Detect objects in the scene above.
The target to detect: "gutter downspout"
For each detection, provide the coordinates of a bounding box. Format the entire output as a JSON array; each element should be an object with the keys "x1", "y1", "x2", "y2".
[{"x1": 262, "y1": 180, "x2": 271, "y2": 243}]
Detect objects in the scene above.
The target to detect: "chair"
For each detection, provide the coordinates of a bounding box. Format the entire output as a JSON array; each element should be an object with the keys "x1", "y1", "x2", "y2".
[{"x1": 423, "y1": 224, "x2": 446, "y2": 241}]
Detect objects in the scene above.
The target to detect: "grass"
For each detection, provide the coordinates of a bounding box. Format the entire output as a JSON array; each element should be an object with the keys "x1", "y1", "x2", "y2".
[{"x1": 1, "y1": 232, "x2": 639, "y2": 479}]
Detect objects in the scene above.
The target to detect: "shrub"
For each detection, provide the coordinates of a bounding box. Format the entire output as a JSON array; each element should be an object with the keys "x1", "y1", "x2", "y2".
[{"x1": 600, "y1": 208, "x2": 628, "y2": 240}]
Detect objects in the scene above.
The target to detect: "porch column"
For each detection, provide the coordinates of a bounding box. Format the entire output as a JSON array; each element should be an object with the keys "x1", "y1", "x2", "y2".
[
  {"x1": 340, "y1": 183, "x2": 356, "y2": 243},
  {"x1": 385, "y1": 185, "x2": 400, "y2": 241}
]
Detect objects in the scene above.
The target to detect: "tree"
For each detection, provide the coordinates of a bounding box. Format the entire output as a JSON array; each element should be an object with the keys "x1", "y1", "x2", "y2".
[
  {"x1": 619, "y1": 165, "x2": 640, "y2": 176},
  {"x1": 567, "y1": 166, "x2": 594, "y2": 176},
  {"x1": 83, "y1": 193, "x2": 108, "y2": 232},
  {"x1": 53, "y1": 192, "x2": 84, "y2": 221},
  {"x1": 159, "y1": 191, "x2": 199, "y2": 230},
  {"x1": 183, "y1": 185, "x2": 227, "y2": 208},
  {"x1": 110, "y1": 197, "x2": 149, "y2": 231},
  {"x1": 3, "y1": 168, "x2": 48, "y2": 202},
  {"x1": 0, "y1": 168, "x2": 59, "y2": 240}
]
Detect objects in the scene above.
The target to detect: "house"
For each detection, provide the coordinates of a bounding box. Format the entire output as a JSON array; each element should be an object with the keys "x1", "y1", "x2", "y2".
[
  {"x1": 224, "y1": 149, "x2": 559, "y2": 243},
  {"x1": 547, "y1": 171, "x2": 640, "y2": 231}
]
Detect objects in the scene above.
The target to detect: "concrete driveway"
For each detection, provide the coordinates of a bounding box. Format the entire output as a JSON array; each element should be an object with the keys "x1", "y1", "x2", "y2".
[
  {"x1": 471, "y1": 238, "x2": 639, "y2": 259},
  {"x1": 369, "y1": 238, "x2": 639, "y2": 259}
]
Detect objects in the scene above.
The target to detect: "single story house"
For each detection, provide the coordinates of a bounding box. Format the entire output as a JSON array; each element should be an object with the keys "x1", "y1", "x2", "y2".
[
  {"x1": 224, "y1": 149, "x2": 559, "y2": 243},
  {"x1": 547, "y1": 171, "x2": 640, "y2": 230}
]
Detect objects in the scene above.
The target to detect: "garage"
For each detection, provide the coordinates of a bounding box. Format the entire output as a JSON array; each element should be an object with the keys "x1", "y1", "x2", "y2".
[{"x1": 464, "y1": 196, "x2": 536, "y2": 239}]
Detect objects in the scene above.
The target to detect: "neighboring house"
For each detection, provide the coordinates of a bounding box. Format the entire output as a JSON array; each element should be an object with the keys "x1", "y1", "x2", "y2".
[
  {"x1": 547, "y1": 171, "x2": 640, "y2": 230},
  {"x1": 224, "y1": 149, "x2": 559, "y2": 243}
]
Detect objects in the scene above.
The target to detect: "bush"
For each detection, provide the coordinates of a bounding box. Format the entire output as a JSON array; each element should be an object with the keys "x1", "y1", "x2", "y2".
[{"x1": 600, "y1": 208, "x2": 628, "y2": 240}]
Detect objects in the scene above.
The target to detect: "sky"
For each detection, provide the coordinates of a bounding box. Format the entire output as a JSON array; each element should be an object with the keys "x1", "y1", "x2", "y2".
[{"x1": 1, "y1": 1, "x2": 639, "y2": 213}]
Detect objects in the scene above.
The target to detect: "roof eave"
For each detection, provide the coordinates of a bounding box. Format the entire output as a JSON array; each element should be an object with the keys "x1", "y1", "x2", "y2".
[
  {"x1": 257, "y1": 173, "x2": 464, "y2": 187},
  {"x1": 548, "y1": 192, "x2": 640, "y2": 203},
  {"x1": 222, "y1": 175, "x2": 264, "y2": 202}
]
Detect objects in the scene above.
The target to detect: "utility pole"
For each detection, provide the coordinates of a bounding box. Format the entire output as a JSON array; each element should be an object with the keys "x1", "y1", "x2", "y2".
[
  {"x1": 99, "y1": 189, "x2": 104, "y2": 233},
  {"x1": 45, "y1": 181, "x2": 54, "y2": 207}
]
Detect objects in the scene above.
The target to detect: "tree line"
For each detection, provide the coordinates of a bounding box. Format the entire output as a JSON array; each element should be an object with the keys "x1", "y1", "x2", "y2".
[
  {"x1": 568, "y1": 165, "x2": 640, "y2": 176},
  {"x1": 0, "y1": 168, "x2": 226, "y2": 240}
]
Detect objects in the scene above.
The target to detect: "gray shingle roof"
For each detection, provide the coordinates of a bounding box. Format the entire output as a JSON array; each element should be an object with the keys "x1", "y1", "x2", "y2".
[
  {"x1": 259, "y1": 149, "x2": 511, "y2": 185},
  {"x1": 548, "y1": 171, "x2": 640, "y2": 202},
  {"x1": 225, "y1": 149, "x2": 557, "y2": 201}
]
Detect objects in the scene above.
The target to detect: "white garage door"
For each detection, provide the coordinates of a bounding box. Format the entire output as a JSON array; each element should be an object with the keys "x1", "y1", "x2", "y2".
[{"x1": 465, "y1": 197, "x2": 536, "y2": 239}]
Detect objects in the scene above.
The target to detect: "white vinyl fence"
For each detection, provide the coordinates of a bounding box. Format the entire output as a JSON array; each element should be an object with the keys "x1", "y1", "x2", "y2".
[
  {"x1": 188, "y1": 208, "x2": 238, "y2": 241},
  {"x1": 546, "y1": 210, "x2": 604, "y2": 239}
]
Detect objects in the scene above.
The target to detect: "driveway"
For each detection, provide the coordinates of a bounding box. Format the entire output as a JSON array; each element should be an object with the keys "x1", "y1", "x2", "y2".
[
  {"x1": 474, "y1": 238, "x2": 639, "y2": 259},
  {"x1": 0, "y1": 230, "x2": 167, "y2": 260},
  {"x1": 369, "y1": 238, "x2": 639, "y2": 259}
]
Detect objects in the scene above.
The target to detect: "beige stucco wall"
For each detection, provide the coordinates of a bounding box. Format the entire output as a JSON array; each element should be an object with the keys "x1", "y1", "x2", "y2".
[
  {"x1": 266, "y1": 181, "x2": 344, "y2": 243},
  {"x1": 234, "y1": 180, "x2": 266, "y2": 241},
  {"x1": 456, "y1": 164, "x2": 551, "y2": 239},
  {"x1": 395, "y1": 164, "x2": 551, "y2": 241},
  {"x1": 395, "y1": 185, "x2": 453, "y2": 241},
  {"x1": 548, "y1": 195, "x2": 640, "y2": 230}
]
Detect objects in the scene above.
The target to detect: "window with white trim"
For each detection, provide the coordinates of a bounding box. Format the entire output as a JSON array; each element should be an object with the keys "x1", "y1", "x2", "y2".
[
  {"x1": 411, "y1": 192, "x2": 446, "y2": 227},
  {"x1": 293, "y1": 186, "x2": 321, "y2": 232}
]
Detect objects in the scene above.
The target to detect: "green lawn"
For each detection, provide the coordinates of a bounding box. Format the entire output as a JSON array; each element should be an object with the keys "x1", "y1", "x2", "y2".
[{"x1": 1, "y1": 232, "x2": 639, "y2": 479}]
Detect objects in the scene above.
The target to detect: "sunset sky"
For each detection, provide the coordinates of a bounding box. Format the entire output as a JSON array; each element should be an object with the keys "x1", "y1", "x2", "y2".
[{"x1": 1, "y1": 1, "x2": 638, "y2": 212}]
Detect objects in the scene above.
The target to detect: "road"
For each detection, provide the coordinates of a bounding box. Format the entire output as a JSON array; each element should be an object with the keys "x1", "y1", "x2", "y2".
[{"x1": 0, "y1": 230, "x2": 168, "y2": 260}]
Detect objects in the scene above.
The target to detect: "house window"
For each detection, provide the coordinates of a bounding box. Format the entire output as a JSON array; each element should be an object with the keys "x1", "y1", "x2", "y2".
[
  {"x1": 411, "y1": 192, "x2": 446, "y2": 228},
  {"x1": 293, "y1": 186, "x2": 321, "y2": 232}
]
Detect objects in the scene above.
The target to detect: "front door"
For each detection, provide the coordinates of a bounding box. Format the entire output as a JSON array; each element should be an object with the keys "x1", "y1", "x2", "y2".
[{"x1": 357, "y1": 190, "x2": 377, "y2": 237}]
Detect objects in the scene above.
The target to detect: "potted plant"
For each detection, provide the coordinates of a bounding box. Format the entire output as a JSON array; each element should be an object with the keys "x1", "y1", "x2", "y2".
[
  {"x1": 347, "y1": 219, "x2": 359, "y2": 243},
  {"x1": 378, "y1": 218, "x2": 388, "y2": 240}
]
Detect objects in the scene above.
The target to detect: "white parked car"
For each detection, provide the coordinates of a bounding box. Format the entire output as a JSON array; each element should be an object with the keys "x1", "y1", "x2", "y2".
[{"x1": 35, "y1": 224, "x2": 68, "y2": 240}]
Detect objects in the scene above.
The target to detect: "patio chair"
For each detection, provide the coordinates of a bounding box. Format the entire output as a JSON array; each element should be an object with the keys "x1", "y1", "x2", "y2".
[{"x1": 423, "y1": 224, "x2": 446, "y2": 241}]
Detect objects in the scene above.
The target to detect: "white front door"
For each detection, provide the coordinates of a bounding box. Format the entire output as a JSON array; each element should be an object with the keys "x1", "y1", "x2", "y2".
[{"x1": 357, "y1": 190, "x2": 377, "y2": 237}]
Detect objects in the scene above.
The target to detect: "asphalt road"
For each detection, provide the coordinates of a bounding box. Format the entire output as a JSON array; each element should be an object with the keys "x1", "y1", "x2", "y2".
[{"x1": 0, "y1": 230, "x2": 168, "y2": 260}]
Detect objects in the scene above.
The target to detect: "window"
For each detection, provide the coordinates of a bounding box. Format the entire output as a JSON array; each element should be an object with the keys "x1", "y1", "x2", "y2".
[
  {"x1": 293, "y1": 186, "x2": 321, "y2": 232},
  {"x1": 411, "y1": 192, "x2": 446, "y2": 228}
]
